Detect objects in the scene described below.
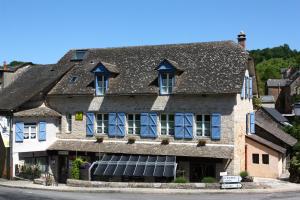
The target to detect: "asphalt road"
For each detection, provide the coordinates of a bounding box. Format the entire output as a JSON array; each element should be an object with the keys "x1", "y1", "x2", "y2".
[{"x1": 0, "y1": 186, "x2": 300, "y2": 200}]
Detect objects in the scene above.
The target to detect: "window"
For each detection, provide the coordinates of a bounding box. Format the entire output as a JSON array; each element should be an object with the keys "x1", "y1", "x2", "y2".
[
  {"x1": 196, "y1": 115, "x2": 211, "y2": 137},
  {"x1": 127, "y1": 114, "x2": 140, "y2": 135},
  {"x1": 72, "y1": 50, "x2": 87, "y2": 61},
  {"x1": 24, "y1": 123, "x2": 36, "y2": 139},
  {"x1": 96, "y1": 114, "x2": 108, "y2": 134},
  {"x1": 66, "y1": 113, "x2": 72, "y2": 132},
  {"x1": 262, "y1": 154, "x2": 269, "y2": 164},
  {"x1": 252, "y1": 154, "x2": 259, "y2": 164},
  {"x1": 160, "y1": 114, "x2": 174, "y2": 135},
  {"x1": 95, "y1": 74, "x2": 107, "y2": 95},
  {"x1": 160, "y1": 73, "x2": 174, "y2": 94},
  {"x1": 69, "y1": 76, "x2": 78, "y2": 83}
]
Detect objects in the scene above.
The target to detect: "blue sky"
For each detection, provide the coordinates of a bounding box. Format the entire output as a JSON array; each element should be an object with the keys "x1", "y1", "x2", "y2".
[{"x1": 1, "y1": 0, "x2": 300, "y2": 64}]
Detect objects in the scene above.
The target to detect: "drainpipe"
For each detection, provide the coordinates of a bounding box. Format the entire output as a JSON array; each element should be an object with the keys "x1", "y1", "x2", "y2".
[
  {"x1": 245, "y1": 145, "x2": 248, "y2": 171},
  {"x1": 8, "y1": 112, "x2": 13, "y2": 179}
]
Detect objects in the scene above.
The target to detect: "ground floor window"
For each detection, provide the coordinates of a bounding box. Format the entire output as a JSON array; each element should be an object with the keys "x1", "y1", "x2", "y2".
[
  {"x1": 252, "y1": 154, "x2": 259, "y2": 164},
  {"x1": 262, "y1": 154, "x2": 269, "y2": 164},
  {"x1": 96, "y1": 113, "x2": 108, "y2": 134}
]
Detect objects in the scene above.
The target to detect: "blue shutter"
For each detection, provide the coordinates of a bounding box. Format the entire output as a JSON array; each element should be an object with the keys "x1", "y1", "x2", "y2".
[
  {"x1": 184, "y1": 113, "x2": 193, "y2": 139},
  {"x1": 86, "y1": 112, "x2": 94, "y2": 136},
  {"x1": 250, "y1": 112, "x2": 255, "y2": 134},
  {"x1": 108, "y1": 113, "x2": 116, "y2": 137},
  {"x1": 211, "y1": 113, "x2": 221, "y2": 140},
  {"x1": 246, "y1": 113, "x2": 249, "y2": 134},
  {"x1": 15, "y1": 122, "x2": 24, "y2": 142},
  {"x1": 38, "y1": 121, "x2": 46, "y2": 141},
  {"x1": 175, "y1": 113, "x2": 184, "y2": 139},
  {"x1": 159, "y1": 74, "x2": 163, "y2": 95},
  {"x1": 245, "y1": 76, "x2": 249, "y2": 99},
  {"x1": 116, "y1": 113, "x2": 125, "y2": 137},
  {"x1": 249, "y1": 77, "x2": 253, "y2": 99},
  {"x1": 241, "y1": 77, "x2": 245, "y2": 99},
  {"x1": 140, "y1": 113, "x2": 149, "y2": 137},
  {"x1": 149, "y1": 113, "x2": 157, "y2": 138}
]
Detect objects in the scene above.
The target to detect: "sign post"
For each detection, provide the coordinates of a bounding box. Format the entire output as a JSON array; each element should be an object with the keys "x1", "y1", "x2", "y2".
[{"x1": 220, "y1": 176, "x2": 242, "y2": 189}]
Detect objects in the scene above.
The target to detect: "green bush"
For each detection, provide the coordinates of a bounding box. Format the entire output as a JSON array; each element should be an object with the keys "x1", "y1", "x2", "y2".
[
  {"x1": 240, "y1": 171, "x2": 249, "y2": 178},
  {"x1": 173, "y1": 177, "x2": 188, "y2": 183},
  {"x1": 201, "y1": 176, "x2": 217, "y2": 183},
  {"x1": 289, "y1": 152, "x2": 300, "y2": 183},
  {"x1": 71, "y1": 158, "x2": 84, "y2": 180}
]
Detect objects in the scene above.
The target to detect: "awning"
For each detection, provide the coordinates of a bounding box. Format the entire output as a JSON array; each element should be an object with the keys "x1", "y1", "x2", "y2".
[{"x1": 93, "y1": 154, "x2": 176, "y2": 178}]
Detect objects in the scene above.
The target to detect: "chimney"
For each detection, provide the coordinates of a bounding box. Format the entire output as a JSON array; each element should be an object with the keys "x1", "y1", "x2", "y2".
[
  {"x1": 237, "y1": 31, "x2": 246, "y2": 49},
  {"x1": 3, "y1": 61, "x2": 7, "y2": 71}
]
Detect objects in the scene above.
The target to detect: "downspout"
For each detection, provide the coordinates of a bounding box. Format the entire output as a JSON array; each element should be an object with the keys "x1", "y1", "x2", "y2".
[
  {"x1": 8, "y1": 111, "x2": 13, "y2": 179},
  {"x1": 245, "y1": 145, "x2": 248, "y2": 171}
]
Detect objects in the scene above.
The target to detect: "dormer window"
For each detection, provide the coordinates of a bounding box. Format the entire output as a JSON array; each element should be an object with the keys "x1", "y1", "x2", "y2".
[
  {"x1": 72, "y1": 50, "x2": 87, "y2": 61},
  {"x1": 160, "y1": 73, "x2": 175, "y2": 94},
  {"x1": 95, "y1": 74, "x2": 108, "y2": 95},
  {"x1": 156, "y1": 59, "x2": 183, "y2": 95},
  {"x1": 91, "y1": 61, "x2": 119, "y2": 96}
]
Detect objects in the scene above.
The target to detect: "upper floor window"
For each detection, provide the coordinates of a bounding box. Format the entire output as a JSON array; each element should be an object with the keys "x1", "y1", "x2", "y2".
[
  {"x1": 96, "y1": 113, "x2": 108, "y2": 134},
  {"x1": 72, "y1": 50, "x2": 87, "y2": 61},
  {"x1": 127, "y1": 114, "x2": 140, "y2": 135},
  {"x1": 66, "y1": 113, "x2": 72, "y2": 133},
  {"x1": 160, "y1": 114, "x2": 174, "y2": 135},
  {"x1": 95, "y1": 74, "x2": 108, "y2": 96},
  {"x1": 24, "y1": 123, "x2": 36, "y2": 139},
  {"x1": 262, "y1": 154, "x2": 269, "y2": 164},
  {"x1": 160, "y1": 73, "x2": 175, "y2": 95},
  {"x1": 196, "y1": 115, "x2": 211, "y2": 137}
]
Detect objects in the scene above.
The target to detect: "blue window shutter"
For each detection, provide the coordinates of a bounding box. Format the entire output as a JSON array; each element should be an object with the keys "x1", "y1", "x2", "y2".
[
  {"x1": 184, "y1": 113, "x2": 193, "y2": 139},
  {"x1": 149, "y1": 113, "x2": 157, "y2": 138},
  {"x1": 140, "y1": 113, "x2": 149, "y2": 138},
  {"x1": 108, "y1": 113, "x2": 116, "y2": 137},
  {"x1": 15, "y1": 122, "x2": 24, "y2": 142},
  {"x1": 249, "y1": 77, "x2": 253, "y2": 99},
  {"x1": 250, "y1": 112, "x2": 255, "y2": 134},
  {"x1": 241, "y1": 77, "x2": 245, "y2": 99},
  {"x1": 211, "y1": 113, "x2": 221, "y2": 140},
  {"x1": 116, "y1": 113, "x2": 125, "y2": 137},
  {"x1": 38, "y1": 121, "x2": 46, "y2": 141},
  {"x1": 159, "y1": 74, "x2": 163, "y2": 95},
  {"x1": 246, "y1": 113, "x2": 249, "y2": 134},
  {"x1": 86, "y1": 112, "x2": 94, "y2": 136},
  {"x1": 175, "y1": 113, "x2": 184, "y2": 139},
  {"x1": 245, "y1": 76, "x2": 249, "y2": 99}
]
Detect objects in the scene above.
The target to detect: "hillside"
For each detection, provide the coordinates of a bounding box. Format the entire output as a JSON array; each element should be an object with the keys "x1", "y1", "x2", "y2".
[{"x1": 249, "y1": 44, "x2": 300, "y2": 95}]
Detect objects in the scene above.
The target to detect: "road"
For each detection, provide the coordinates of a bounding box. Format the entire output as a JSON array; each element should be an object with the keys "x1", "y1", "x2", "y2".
[{"x1": 0, "y1": 186, "x2": 300, "y2": 200}]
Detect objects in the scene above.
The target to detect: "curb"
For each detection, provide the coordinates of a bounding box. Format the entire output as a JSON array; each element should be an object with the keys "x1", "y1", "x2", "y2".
[{"x1": 1, "y1": 181, "x2": 300, "y2": 194}]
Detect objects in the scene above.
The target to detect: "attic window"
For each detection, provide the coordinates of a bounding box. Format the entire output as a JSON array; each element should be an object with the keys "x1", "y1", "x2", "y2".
[
  {"x1": 69, "y1": 76, "x2": 78, "y2": 83},
  {"x1": 72, "y1": 50, "x2": 87, "y2": 61}
]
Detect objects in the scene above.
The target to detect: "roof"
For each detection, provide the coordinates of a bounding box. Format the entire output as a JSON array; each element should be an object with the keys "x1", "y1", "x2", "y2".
[
  {"x1": 14, "y1": 104, "x2": 61, "y2": 117},
  {"x1": 49, "y1": 41, "x2": 249, "y2": 96},
  {"x1": 0, "y1": 62, "x2": 33, "y2": 72},
  {"x1": 255, "y1": 109, "x2": 297, "y2": 146},
  {"x1": 266, "y1": 79, "x2": 291, "y2": 87},
  {"x1": 48, "y1": 139, "x2": 233, "y2": 159},
  {"x1": 246, "y1": 134, "x2": 286, "y2": 154},
  {"x1": 0, "y1": 64, "x2": 74, "y2": 111},
  {"x1": 261, "y1": 106, "x2": 289, "y2": 124},
  {"x1": 260, "y1": 95, "x2": 275, "y2": 103}
]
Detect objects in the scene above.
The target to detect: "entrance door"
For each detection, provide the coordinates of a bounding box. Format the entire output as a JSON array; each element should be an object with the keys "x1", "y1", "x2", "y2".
[
  {"x1": 58, "y1": 156, "x2": 68, "y2": 183},
  {"x1": 190, "y1": 163, "x2": 215, "y2": 182}
]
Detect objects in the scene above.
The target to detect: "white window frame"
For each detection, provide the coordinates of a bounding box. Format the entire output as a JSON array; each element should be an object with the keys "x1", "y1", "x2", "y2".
[
  {"x1": 160, "y1": 114, "x2": 174, "y2": 136},
  {"x1": 160, "y1": 73, "x2": 174, "y2": 94},
  {"x1": 96, "y1": 113, "x2": 108, "y2": 134},
  {"x1": 127, "y1": 114, "x2": 140, "y2": 135},
  {"x1": 96, "y1": 74, "x2": 106, "y2": 95},
  {"x1": 66, "y1": 113, "x2": 72, "y2": 133},
  {"x1": 196, "y1": 114, "x2": 211, "y2": 137},
  {"x1": 24, "y1": 123, "x2": 37, "y2": 140}
]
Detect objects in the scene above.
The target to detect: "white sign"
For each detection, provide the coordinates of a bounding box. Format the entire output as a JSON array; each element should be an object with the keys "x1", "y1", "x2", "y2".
[
  {"x1": 221, "y1": 183, "x2": 242, "y2": 189},
  {"x1": 221, "y1": 176, "x2": 242, "y2": 183},
  {"x1": 220, "y1": 171, "x2": 227, "y2": 176}
]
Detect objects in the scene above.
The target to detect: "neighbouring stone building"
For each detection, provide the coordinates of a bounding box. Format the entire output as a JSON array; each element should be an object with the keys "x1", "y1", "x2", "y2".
[{"x1": 0, "y1": 32, "x2": 296, "y2": 183}]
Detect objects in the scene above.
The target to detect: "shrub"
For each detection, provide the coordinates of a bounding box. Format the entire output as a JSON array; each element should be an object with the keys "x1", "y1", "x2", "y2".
[
  {"x1": 289, "y1": 152, "x2": 300, "y2": 183},
  {"x1": 201, "y1": 176, "x2": 217, "y2": 183},
  {"x1": 239, "y1": 171, "x2": 249, "y2": 178},
  {"x1": 173, "y1": 177, "x2": 188, "y2": 183},
  {"x1": 71, "y1": 158, "x2": 84, "y2": 180}
]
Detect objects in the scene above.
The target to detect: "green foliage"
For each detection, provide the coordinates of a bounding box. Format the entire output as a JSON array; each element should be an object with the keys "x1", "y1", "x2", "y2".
[
  {"x1": 239, "y1": 171, "x2": 249, "y2": 178},
  {"x1": 71, "y1": 158, "x2": 84, "y2": 180},
  {"x1": 253, "y1": 97, "x2": 262, "y2": 109},
  {"x1": 289, "y1": 152, "x2": 300, "y2": 183},
  {"x1": 283, "y1": 117, "x2": 300, "y2": 141},
  {"x1": 201, "y1": 176, "x2": 217, "y2": 183},
  {"x1": 18, "y1": 164, "x2": 41, "y2": 180},
  {"x1": 173, "y1": 176, "x2": 188, "y2": 183}
]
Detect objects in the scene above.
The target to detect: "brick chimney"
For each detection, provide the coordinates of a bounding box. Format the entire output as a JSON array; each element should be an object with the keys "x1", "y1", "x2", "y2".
[
  {"x1": 237, "y1": 31, "x2": 246, "y2": 49},
  {"x1": 3, "y1": 61, "x2": 7, "y2": 71}
]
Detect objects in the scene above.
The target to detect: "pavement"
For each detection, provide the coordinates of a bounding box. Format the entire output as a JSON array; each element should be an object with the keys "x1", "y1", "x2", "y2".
[{"x1": 0, "y1": 178, "x2": 300, "y2": 194}]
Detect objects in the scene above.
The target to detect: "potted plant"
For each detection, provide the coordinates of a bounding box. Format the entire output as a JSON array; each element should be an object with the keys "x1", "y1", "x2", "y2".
[
  {"x1": 127, "y1": 137, "x2": 136, "y2": 144},
  {"x1": 94, "y1": 134, "x2": 104, "y2": 143},
  {"x1": 197, "y1": 139, "x2": 206, "y2": 147},
  {"x1": 161, "y1": 137, "x2": 170, "y2": 145}
]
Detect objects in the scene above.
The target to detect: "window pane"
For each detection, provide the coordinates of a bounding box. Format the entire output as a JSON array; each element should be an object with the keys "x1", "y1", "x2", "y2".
[
  {"x1": 196, "y1": 115, "x2": 203, "y2": 136},
  {"x1": 128, "y1": 114, "x2": 134, "y2": 121},
  {"x1": 252, "y1": 154, "x2": 259, "y2": 164},
  {"x1": 262, "y1": 154, "x2": 269, "y2": 164},
  {"x1": 128, "y1": 127, "x2": 134, "y2": 134},
  {"x1": 135, "y1": 114, "x2": 141, "y2": 135},
  {"x1": 204, "y1": 115, "x2": 211, "y2": 136}
]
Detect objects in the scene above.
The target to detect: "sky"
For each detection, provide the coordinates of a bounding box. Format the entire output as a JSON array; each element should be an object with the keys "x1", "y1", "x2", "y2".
[{"x1": 1, "y1": 0, "x2": 300, "y2": 64}]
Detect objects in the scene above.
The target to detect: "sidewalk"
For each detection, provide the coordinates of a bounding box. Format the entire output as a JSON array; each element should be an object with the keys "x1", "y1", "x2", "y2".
[{"x1": 0, "y1": 178, "x2": 300, "y2": 194}]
